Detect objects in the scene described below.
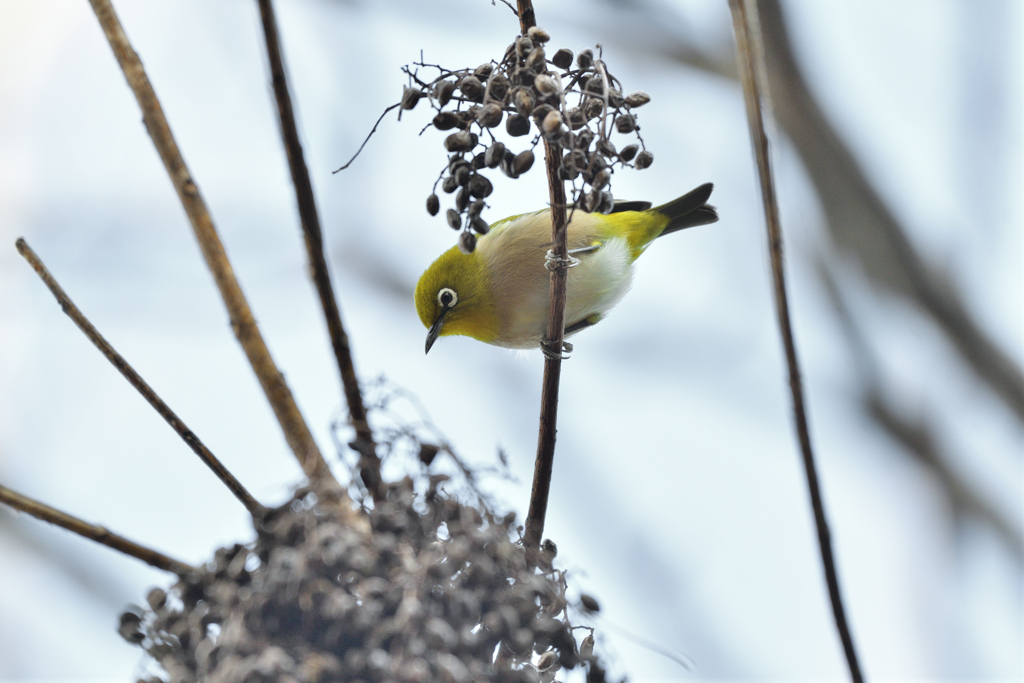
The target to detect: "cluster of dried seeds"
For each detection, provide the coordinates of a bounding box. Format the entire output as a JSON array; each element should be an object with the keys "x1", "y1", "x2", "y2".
[
  {"x1": 121, "y1": 477, "x2": 610, "y2": 683},
  {"x1": 401, "y1": 26, "x2": 653, "y2": 253}
]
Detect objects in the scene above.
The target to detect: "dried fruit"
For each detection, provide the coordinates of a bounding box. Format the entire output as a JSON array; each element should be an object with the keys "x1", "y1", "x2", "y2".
[
  {"x1": 458, "y1": 231, "x2": 477, "y2": 253},
  {"x1": 634, "y1": 150, "x2": 654, "y2": 169},
  {"x1": 577, "y1": 48, "x2": 594, "y2": 69},
  {"x1": 458, "y1": 75, "x2": 484, "y2": 101},
  {"x1": 551, "y1": 48, "x2": 573, "y2": 70},
  {"x1": 446, "y1": 208, "x2": 461, "y2": 229},
  {"x1": 433, "y1": 111, "x2": 460, "y2": 131},
  {"x1": 444, "y1": 131, "x2": 474, "y2": 152},
  {"x1": 512, "y1": 149, "x2": 535, "y2": 176},
  {"x1": 625, "y1": 90, "x2": 651, "y2": 108},
  {"x1": 476, "y1": 103, "x2": 503, "y2": 128},
  {"x1": 434, "y1": 80, "x2": 455, "y2": 106},
  {"x1": 527, "y1": 26, "x2": 550, "y2": 44},
  {"x1": 618, "y1": 144, "x2": 638, "y2": 162},
  {"x1": 426, "y1": 194, "x2": 440, "y2": 216},
  {"x1": 401, "y1": 86, "x2": 423, "y2": 110},
  {"x1": 506, "y1": 114, "x2": 530, "y2": 137}
]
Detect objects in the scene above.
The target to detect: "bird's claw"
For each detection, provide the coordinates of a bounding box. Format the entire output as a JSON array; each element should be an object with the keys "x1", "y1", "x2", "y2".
[{"x1": 540, "y1": 338, "x2": 573, "y2": 360}]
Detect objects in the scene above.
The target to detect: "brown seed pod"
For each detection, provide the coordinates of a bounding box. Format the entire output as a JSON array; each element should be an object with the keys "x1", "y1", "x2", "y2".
[
  {"x1": 530, "y1": 103, "x2": 555, "y2": 124},
  {"x1": 625, "y1": 90, "x2": 651, "y2": 108},
  {"x1": 426, "y1": 194, "x2": 440, "y2": 216},
  {"x1": 533, "y1": 73, "x2": 559, "y2": 96},
  {"x1": 441, "y1": 175, "x2": 459, "y2": 194},
  {"x1": 577, "y1": 48, "x2": 594, "y2": 69},
  {"x1": 474, "y1": 63, "x2": 494, "y2": 80},
  {"x1": 525, "y1": 47, "x2": 547, "y2": 73},
  {"x1": 513, "y1": 149, "x2": 535, "y2": 176},
  {"x1": 599, "y1": 191, "x2": 615, "y2": 214},
  {"x1": 575, "y1": 128, "x2": 594, "y2": 150},
  {"x1": 458, "y1": 75, "x2": 484, "y2": 102},
  {"x1": 433, "y1": 80, "x2": 455, "y2": 107},
  {"x1": 470, "y1": 216, "x2": 489, "y2": 235},
  {"x1": 584, "y1": 189, "x2": 601, "y2": 213},
  {"x1": 446, "y1": 209, "x2": 461, "y2": 230},
  {"x1": 476, "y1": 103, "x2": 503, "y2": 128},
  {"x1": 551, "y1": 48, "x2": 573, "y2": 70},
  {"x1": 541, "y1": 110, "x2": 563, "y2": 136},
  {"x1": 608, "y1": 89, "x2": 624, "y2": 108},
  {"x1": 513, "y1": 88, "x2": 535, "y2": 115},
  {"x1": 433, "y1": 111, "x2": 460, "y2": 131},
  {"x1": 455, "y1": 186, "x2": 470, "y2": 211},
  {"x1": 580, "y1": 635, "x2": 595, "y2": 659},
  {"x1": 458, "y1": 231, "x2": 477, "y2": 254},
  {"x1": 515, "y1": 36, "x2": 534, "y2": 60},
  {"x1": 453, "y1": 164, "x2": 471, "y2": 187},
  {"x1": 487, "y1": 73, "x2": 510, "y2": 101},
  {"x1": 584, "y1": 76, "x2": 604, "y2": 96},
  {"x1": 506, "y1": 114, "x2": 530, "y2": 137},
  {"x1": 618, "y1": 143, "x2": 638, "y2": 162},
  {"x1": 468, "y1": 199, "x2": 485, "y2": 219},
  {"x1": 614, "y1": 114, "x2": 636, "y2": 133},
  {"x1": 418, "y1": 443, "x2": 439, "y2": 466},
  {"x1": 527, "y1": 26, "x2": 550, "y2": 44},
  {"x1": 444, "y1": 132, "x2": 474, "y2": 153},
  {"x1": 566, "y1": 107, "x2": 586, "y2": 130},
  {"x1": 634, "y1": 150, "x2": 654, "y2": 169},
  {"x1": 468, "y1": 174, "x2": 493, "y2": 199},
  {"x1": 401, "y1": 86, "x2": 423, "y2": 110},
  {"x1": 500, "y1": 148, "x2": 517, "y2": 177},
  {"x1": 579, "y1": 594, "x2": 600, "y2": 613},
  {"x1": 596, "y1": 138, "x2": 617, "y2": 156},
  {"x1": 583, "y1": 97, "x2": 603, "y2": 121},
  {"x1": 471, "y1": 152, "x2": 487, "y2": 170},
  {"x1": 485, "y1": 142, "x2": 506, "y2": 168},
  {"x1": 591, "y1": 168, "x2": 611, "y2": 190}
]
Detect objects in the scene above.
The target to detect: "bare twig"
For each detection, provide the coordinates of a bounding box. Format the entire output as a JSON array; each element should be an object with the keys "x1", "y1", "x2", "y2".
[
  {"x1": 87, "y1": 0, "x2": 336, "y2": 484},
  {"x1": 257, "y1": 0, "x2": 381, "y2": 499},
  {"x1": 15, "y1": 238, "x2": 265, "y2": 517},
  {"x1": 332, "y1": 103, "x2": 401, "y2": 173},
  {"x1": 516, "y1": 0, "x2": 570, "y2": 552},
  {"x1": 728, "y1": 1, "x2": 863, "y2": 680},
  {"x1": 0, "y1": 484, "x2": 195, "y2": 576}
]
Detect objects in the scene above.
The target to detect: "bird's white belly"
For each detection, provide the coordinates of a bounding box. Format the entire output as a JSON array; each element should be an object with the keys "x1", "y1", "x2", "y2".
[{"x1": 496, "y1": 237, "x2": 633, "y2": 348}]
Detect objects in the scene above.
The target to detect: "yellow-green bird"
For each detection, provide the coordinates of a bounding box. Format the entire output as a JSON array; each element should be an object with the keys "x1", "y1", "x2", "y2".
[{"x1": 416, "y1": 182, "x2": 718, "y2": 353}]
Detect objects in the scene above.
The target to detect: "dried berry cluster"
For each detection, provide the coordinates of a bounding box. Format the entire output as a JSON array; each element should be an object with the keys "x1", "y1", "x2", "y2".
[
  {"x1": 401, "y1": 26, "x2": 653, "y2": 253},
  {"x1": 120, "y1": 478, "x2": 608, "y2": 683}
]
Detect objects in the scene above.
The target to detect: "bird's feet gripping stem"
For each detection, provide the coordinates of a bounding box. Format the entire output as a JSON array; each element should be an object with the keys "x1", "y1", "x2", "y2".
[{"x1": 540, "y1": 338, "x2": 573, "y2": 360}]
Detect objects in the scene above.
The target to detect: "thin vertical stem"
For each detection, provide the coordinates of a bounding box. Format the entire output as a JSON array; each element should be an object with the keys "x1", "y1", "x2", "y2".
[
  {"x1": 256, "y1": 0, "x2": 381, "y2": 499},
  {"x1": 516, "y1": 0, "x2": 569, "y2": 551},
  {"x1": 87, "y1": 0, "x2": 336, "y2": 486},
  {"x1": 729, "y1": 1, "x2": 863, "y2": 680}
]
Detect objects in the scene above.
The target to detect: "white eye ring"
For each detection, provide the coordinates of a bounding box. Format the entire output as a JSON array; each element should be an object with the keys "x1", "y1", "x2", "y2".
[{"x1": 437, "y1": 287, "x2": 458, "y2": 308}]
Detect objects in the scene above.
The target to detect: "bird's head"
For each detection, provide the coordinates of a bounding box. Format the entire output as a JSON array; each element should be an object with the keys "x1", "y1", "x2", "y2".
[{"x1": 415, "y1": 246, "x2": 500, "y2": 353}]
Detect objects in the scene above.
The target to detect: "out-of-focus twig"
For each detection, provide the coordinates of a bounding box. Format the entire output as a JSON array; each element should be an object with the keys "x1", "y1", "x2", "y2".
[
  {"x1": 87, "y1": 0, "x2": 336, "y2": 484},
  {"x1": 256, "y1": 0, "x2": 381, "y2": 499},
  {"x1": 754, "y1": 0, "x2": 1024, "y2": 424},
  {"x1": 817, "y1": 259, "x2": 1024, "y2": 559},
  {"x1": 15, "y1": 238, "x2": 265, "y2": 517},
  {"x1": 729, "y1": 2, "x2": 863, "y2": 680},
  {"x1": 515, "y1": 0, "x2": 570, "y2": 553},
  {"x1": 0, "y1": 484, "x2": 195, "y2": 576}
]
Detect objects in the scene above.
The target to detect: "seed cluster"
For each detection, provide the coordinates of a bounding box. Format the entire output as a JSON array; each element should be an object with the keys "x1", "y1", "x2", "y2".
[
  {"x1": 121, "y1": 478, "x2": 610, "y2": 683},
  {"x1": 402, "y1": 27, "x2": 653, "y2": 253}
]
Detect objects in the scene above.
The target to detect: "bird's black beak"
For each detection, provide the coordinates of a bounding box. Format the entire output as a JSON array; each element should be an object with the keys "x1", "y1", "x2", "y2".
[{"x1": 425, "y1": 308, "x2": 448, "y2": 354}]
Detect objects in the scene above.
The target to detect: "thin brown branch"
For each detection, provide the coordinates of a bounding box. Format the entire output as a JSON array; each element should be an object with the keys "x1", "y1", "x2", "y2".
[
  {"x1": 15, "y1": 238, "x2": 265, "y2": 518},
  {"x1": 87, "y1": 0, "x2": 336, "y2": 485},
  {"x1": 0, "y1": 484, "x2": 195, "y2": 576},
  {"x1": 517, "y1": 0, "x2": 570, "y2": 552},
  {"x1": 728, "y1": 1, "x2": 863, "y2": 681},
  {"x1": 256, "y1": 0, "x2": 381, "y2": 499}
]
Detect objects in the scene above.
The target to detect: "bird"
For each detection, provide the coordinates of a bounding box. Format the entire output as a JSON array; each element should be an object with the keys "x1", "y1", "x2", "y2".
[{"x1": 416, "y1": 182, "x2": 718, "y2": 353}]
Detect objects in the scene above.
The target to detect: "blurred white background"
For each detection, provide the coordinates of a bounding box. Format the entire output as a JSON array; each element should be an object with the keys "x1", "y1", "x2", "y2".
[{"x1": 0, "y1": 0, "x2": 1020, "y2": 680}]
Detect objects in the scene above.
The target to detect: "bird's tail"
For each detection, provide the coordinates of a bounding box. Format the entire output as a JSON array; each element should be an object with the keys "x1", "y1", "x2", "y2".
[{"x1": 654, "y1": 182, "x2": 719, "y2": 236}]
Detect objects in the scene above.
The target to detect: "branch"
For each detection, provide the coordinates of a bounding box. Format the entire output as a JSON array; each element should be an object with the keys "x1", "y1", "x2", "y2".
[
  {"x1": 0, "y1": 484, "x2": 195, "y2": 576},
  {"x1": 256, "y1": 0, "x2": 381, "y2": 499},
  {"x1": 516, "y1": 0, "x2": 570, "y2": 552},
  {"x1": 728, "y1": 2, "x2": 863, "y2": 681},
  {"x1": 86, "y1": 0, "x2": 336, "y2": 485},
  {"x1": 15, "y1": 238, "x2": 265, "y2": 518}
]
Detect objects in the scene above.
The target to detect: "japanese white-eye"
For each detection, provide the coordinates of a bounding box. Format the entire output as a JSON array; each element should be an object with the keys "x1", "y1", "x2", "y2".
[{"x1": 416, "y1": 182, "x2": 718, "y2": 353}]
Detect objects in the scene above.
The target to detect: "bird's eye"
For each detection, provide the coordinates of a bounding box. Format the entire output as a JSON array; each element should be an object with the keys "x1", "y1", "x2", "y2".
[{"x1": 437, "y1": 287, "x2": 458, "y2": 309}]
